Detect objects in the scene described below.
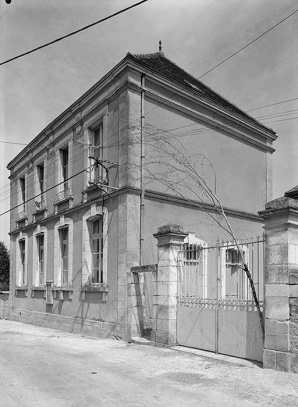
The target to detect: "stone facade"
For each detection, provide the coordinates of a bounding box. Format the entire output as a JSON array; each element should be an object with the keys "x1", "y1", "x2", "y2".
[{"x1": 151, "y1": 225, "x2": 188, "y2": 345}]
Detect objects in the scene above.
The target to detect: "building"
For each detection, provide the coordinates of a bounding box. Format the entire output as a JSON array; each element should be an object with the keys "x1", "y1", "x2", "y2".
[{"x1": 7, "y1": 51, "x2": 277, "y2": 340}]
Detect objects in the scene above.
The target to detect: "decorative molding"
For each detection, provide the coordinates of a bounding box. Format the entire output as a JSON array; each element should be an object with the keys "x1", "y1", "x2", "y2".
[{"x1": 178, "y1": 297, "x2": 264, "y2": 312}]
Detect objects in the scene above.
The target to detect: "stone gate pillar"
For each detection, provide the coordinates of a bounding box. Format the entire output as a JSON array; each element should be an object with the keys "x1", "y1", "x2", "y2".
[
  {"x1": 260, "y1": 197, "x2": 298, "y2": 373},
  {"x1": 151, "y1": 224, "x2": 188, "y2": 346}
]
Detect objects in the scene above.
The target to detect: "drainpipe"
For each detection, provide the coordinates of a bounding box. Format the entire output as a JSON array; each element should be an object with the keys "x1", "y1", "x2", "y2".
[{"x1": 140, "y1": 74, "x2": 145, "y2": 265}]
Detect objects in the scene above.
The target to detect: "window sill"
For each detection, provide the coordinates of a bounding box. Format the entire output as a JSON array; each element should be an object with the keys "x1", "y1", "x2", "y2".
[
  {"x1": 53, "y1": 286, "x2": 74, "y2": 301},
  {"x1": 53, "y1": 196, "x2": 73, "y2": 206},
  {"x1": 53, "y1": 286, "x2": 74, "y2": 291},
  {"x1": 15, "y1": 286, "x2": 28, "y2": 297},
  {"x1": 81, "y1": 284, "x2": 108, "y2": 302},
  {"x1": 82, "y1": 284, "x2": 108, "y2": 292},
  {"x1": 31, "y1": 286, "x2": 46, "y2": 298},
  {"x1": 33, "y1": 206, "x2": 47, "y2": 214}
]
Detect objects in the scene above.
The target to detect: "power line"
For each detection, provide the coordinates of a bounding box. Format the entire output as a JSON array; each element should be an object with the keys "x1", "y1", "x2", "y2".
[
  {"x1": 0, "y1": 0, "x2": 148, "y2": 67},
  {"x1": 0, "y1": 166, "x2": 89, "y2": 218},
  {"x1": 247, "y1": 97, "x2": 298, "y2": 112},
  {"x1": 198, "y1": 8, "x2": 298, "y2": 79},
  {"x1": 0, "y1": 140, "x2": 27, "y2": 146},
  {"x1": 264, "y1": 116, "x2": 298, "y2": 124}
]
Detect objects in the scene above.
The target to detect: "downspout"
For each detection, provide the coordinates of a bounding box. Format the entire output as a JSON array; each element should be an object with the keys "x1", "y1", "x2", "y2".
[{"x1": 140, "y1": 74, "x2": 145, "y2": 266}]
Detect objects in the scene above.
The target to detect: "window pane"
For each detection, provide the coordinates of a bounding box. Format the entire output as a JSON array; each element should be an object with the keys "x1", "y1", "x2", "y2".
[
  {"x1": 62, "y1": 269, "x2": 68, "y2": 285},
  {"x1": 93, "y1": 220, "x2": 100, "y2": 235},
  {"x1": 39, "y1": 247, "x2": 44, "y2": 264},
  {"x1": 62, "y1": 148, "x2": 69, "y2": 189},
  {"x1": 63, "y1": 256, "x2": 68, "y2": 271},
  {"x1": 20, "y1": 178, "x2": 26, "y2": 206},
  {"x1": 60, "y1": 228, "x2": 68, "y2": 285},
  {"x1": 19, "y1": 240, "x2": 25, "y2": 285},
  {"x1": 62, "y1": 228, "x2": 68, "y2": 241},
  {"x1": 92, "y1": 237, "x2": 100, "y2": 253},
  {"x1": 93, "y1": 253, "x2": 100, "y2": 268},
  {"x1": 38, "y1": 165, "x2": 44, "y2": 194},
  {"x1": 94, "y1": 129, "x2": 100, "y2": 147},
  {"x1": 39, "y1": 259, "x2": 44, "y2": 286}
]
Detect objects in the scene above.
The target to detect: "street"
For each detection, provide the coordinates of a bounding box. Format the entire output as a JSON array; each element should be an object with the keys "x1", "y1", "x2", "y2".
[{"x1": 0, "y1": 320, "x2": 297, "y2": 407}]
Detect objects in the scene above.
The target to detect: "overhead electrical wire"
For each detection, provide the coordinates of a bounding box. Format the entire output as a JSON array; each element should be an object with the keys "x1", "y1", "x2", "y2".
[
  {"x1": 0, "y1": 0, "x2": 148, "y2": 67},
  {"x1": 0, "y1": 143, "x2": 89, "y2": 203},
  {"x1": 198, "y1": 8, "x2": 298, "y2": 79},
  {"x1": 0, "y1": 165, "x2": 91, "y2": 218},
  {"x1": 1, "y1": 101, "x2": 297, "y2": 200},
  {"x1": 247, "y1": 97, "x2": 298, "y2": 112},
  {"x1": 1, "y1": 5, "x2": 296, "y2": 212},
  {"x1": 1, "y1": 105, "x2": 297, "y2": 211},
  {"x1": 0, "y1": 140, "x2": 27, "y2": 146}
]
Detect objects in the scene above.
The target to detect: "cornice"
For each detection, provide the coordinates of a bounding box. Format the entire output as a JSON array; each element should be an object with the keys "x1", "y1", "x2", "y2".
[
  {"x1": 144, "y1": 189, "x2": 263, "y2": 222},
  {"x1": 144, "y1": 90, "x2": 275, "y2": 153}
]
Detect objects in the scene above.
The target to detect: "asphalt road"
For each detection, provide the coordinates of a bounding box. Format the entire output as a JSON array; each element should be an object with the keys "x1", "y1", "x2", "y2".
[{"x1": 0, "y1": 320, "x2": 297, "y2": 407}]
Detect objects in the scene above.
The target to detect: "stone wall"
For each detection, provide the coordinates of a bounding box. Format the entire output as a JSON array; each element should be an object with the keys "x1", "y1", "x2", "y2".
[
  {"x1": 0, "y1": 292, "x2": 9, "y2": 320},
  {"x1": 9, "y1": 307, "x2": 126, "y2": 339},
  {"x1": 260, "y1": 197, "x2": 298, "y2": 373}
]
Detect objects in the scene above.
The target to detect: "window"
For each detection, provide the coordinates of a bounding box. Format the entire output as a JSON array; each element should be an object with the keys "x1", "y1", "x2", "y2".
[
  {"x1": 37, "y1": 234, "x2": 45, "y2": 286},
  {"x1": 59, "y1": 227, "x2": 69, "y2": 285},
  {"x1": 60, "y1": 147, "x2": 69, "y2": 191},
  {"x1": 19, "y1": 239, "x2": 26, "y2": 285},
  {"x1": 180, "y1": 234, "x2": 208, "y2": 298},
  {"x1": 54, "y1": 218, "x2": 73, "y2": 288},
  {"x1": 37, "y1": 164, "x2": 44, "y2": 199},
  {"x1": 183, "y1": 243, "x2": 200, "y2": 263},
  {"x1": 90, "y1": 125, "x2": 103, "y2": 182},
  {"x1": 82, "y1": 206, "x2": 108, "y2": 288},
  {"x1": 220, "y1": 245, "x2": 248, "y2": 300},
  {"x1": 226, "y1": 247, "x2": 243, "y2": 266},
  {"x1": 19, "y1": 177, "x2": 26, "y2": 211},
  {"x1": 91, "y1": 218, "x2": 103, "y2": 283}
]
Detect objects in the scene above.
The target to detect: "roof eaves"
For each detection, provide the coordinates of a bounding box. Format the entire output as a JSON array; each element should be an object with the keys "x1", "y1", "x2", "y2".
[{"x1": 129, "y1": 52, "x2": 276, "y2": 137}]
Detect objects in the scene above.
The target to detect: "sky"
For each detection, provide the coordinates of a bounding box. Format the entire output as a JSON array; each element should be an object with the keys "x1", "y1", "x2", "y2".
[{"x1": 0, "y1": 0, "x2": 297, "y2": 247}]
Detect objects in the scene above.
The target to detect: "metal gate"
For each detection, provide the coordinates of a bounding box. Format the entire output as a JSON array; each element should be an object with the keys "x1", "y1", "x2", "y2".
[{"x1": 177, "y1": 237, "x2": 264, "y2": 362}]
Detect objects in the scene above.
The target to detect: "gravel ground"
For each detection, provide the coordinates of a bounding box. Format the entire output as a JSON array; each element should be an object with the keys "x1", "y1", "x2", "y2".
[{"x1": 0, "y1": 320, "x2": 297, "y2": 407}]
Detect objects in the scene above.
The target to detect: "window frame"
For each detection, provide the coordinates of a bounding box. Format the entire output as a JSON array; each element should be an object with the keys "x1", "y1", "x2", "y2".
[
  {"x1": 37, "y1": 164, "x2": 45, "y2": 200},
  {"x1": 19, "y1": 239, "x2": 26, "y2": 286},
  {"x1": 91, "y1": 218, "x2": 103, "y2": 284},
  {"x1": 19, "y1": 177, "x2": 26, "y2": 211},
  {"x1": 89, "y1": 124, "x2": 103, "y2": 183},
  {"x1": 16, "y1": 234, "x2": 28, "y2": 288},
  {"x1": 60, "y1": 147, "x2": 69, "y2": 191},
  {"x1": 180, "y1": 234, "x2": 208, "y2": 299},
  {"x1": 82, "y1": 205, "x2": 108, "y2": 288},
  {"x1": 37, "y1": 233, "x2": 45, "y2": 286},
  {"x1": 59, "y1": 226, "x2": 69, "y2": 286},
  {"x1": 54, "y1": 217, "x2": 73, "y2": 288},
  {"x1": 220, "y1": 244, "x2": 249, "y2": 301}
]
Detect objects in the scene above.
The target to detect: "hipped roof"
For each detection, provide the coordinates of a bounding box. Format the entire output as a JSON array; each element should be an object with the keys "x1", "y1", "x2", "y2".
[{"x1": 128, "y1": 52, "x2": 275, "y2": 135}]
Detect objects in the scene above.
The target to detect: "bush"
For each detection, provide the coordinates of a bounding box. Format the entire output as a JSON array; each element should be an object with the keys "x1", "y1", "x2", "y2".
[{"x1": 0, "y1": 241, "x2": 10, "y2": 291}]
